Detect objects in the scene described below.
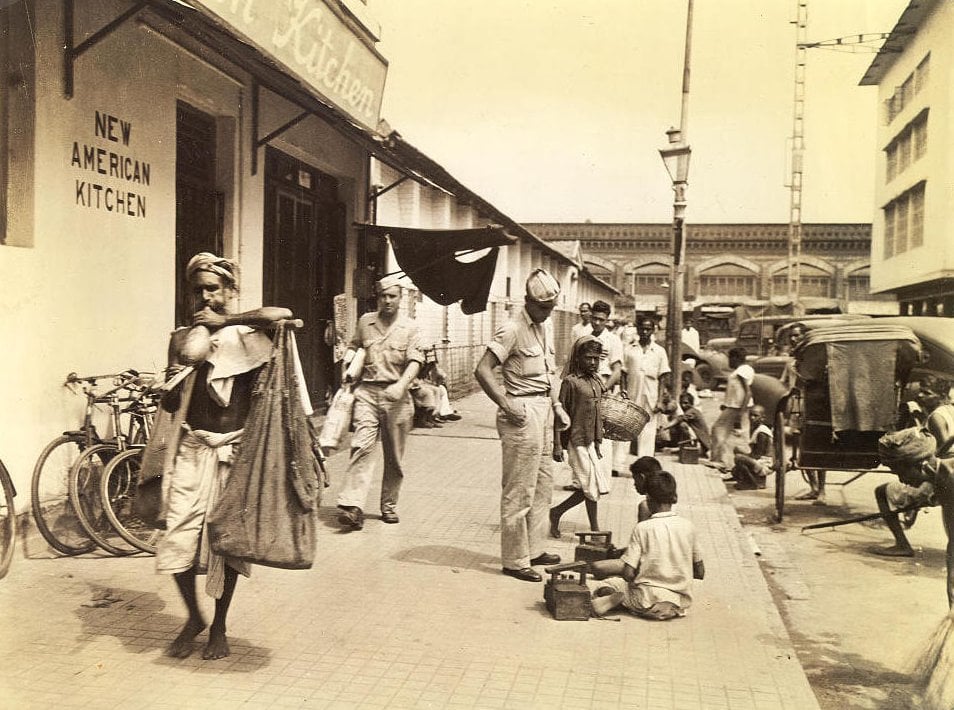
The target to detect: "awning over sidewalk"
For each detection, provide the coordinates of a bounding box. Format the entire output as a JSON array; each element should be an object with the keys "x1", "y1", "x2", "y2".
[{"x1": 356, "y1": 223, "x2": 517, "y2": 314}]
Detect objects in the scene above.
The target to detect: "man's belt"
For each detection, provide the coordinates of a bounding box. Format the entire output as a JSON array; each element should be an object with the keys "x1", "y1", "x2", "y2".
[{"x1": 509, "y1": 391, "x2": 550, "y2": 397}]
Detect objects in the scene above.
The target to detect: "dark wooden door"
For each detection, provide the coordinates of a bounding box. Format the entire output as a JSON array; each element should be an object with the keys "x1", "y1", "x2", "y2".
[
  {"x1": 175, "y1": 102, "x2": 223, "y2": 326},
  {"x1": 263, "y1": 149, "x2": 346, "y2": 408}
]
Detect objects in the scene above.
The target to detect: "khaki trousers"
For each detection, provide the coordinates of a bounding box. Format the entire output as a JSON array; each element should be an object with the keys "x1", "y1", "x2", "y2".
[{"x1": 497, "y1": 394, "x2": 555, "y2": 569}]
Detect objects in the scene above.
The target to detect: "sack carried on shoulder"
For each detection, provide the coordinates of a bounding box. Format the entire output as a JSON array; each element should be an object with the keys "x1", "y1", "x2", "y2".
[
  {"x1": 318, "y1": 385, "x2": 356, "y2": 449},
  {"x1": 207, "y1": 322, "x2": 321, "y2": 569}
]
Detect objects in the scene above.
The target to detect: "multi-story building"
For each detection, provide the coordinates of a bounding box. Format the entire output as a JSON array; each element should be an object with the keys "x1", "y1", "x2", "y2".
[
  {"x1": 861, "y1": 0, "x2": 954, "y2": 316},
  {"x1": 525, "y1": 222, "x2": 896, "y2": 320}
]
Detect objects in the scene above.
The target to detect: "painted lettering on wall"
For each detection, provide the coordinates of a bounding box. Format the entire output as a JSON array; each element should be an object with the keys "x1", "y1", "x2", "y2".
[
  {"x1": 192, "y1": 0, "x2": 387, "y2": 132},
  {"x1": 71, "y1": 111, "x2": 150, "y2": 218}
]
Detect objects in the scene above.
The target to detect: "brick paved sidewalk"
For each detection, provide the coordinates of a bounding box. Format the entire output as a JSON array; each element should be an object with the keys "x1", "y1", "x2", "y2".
[{"x1": 0, "y1": 393, "x2": 819, "y2": 709}]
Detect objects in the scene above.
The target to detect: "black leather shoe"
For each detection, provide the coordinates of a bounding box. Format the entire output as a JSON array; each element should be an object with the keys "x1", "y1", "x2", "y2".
[
  {"x1": 530, "y1": 552, "x2": 561, "y2": 566},
  {"x1": 502, "y1": 567, "x2": 542, "y2": 582},
  {"x1": 337, "y1": 506, "x2": 364, "y2": 530},
  {"x1": 381, "y1": 511, "x2": 400, "y2": 524}
]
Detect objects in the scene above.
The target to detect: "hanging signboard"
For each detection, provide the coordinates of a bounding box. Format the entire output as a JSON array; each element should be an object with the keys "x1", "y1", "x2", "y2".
[{"x1": 190, "y1": 0, "x2": 388, "y2": 132}]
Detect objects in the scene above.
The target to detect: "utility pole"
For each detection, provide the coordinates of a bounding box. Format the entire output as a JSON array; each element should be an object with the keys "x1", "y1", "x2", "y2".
[
  {"x1": 660, "y1": 0, "x2": 694, "y2": 403},
  {"x1": 786, "y1": 0, "x2": 807, "y2": 304}
]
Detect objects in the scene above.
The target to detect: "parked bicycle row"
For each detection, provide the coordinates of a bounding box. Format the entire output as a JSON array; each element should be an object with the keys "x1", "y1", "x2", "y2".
[{"x1": 30, "y1": 369, "x2": 162, "y2": 558}]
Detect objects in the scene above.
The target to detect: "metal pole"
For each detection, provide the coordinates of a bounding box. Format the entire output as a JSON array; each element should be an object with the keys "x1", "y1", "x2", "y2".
[{"x1": 667, "y1": 0, "x2": 694, "y2": 403}]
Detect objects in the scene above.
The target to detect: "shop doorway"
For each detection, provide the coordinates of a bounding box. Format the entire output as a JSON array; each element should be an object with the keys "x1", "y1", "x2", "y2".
[
  {"x1": 264, "y1": 147, "x2": 346, "y2": 408},
  {"x1": 175, "y1": 102, "x2": 224, "y2": 326}
]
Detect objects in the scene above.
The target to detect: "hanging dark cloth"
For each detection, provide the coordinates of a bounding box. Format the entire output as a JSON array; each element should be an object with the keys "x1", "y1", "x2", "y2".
[{"x1": 356, "y1": 223, "x2": 517, "y2": 315}]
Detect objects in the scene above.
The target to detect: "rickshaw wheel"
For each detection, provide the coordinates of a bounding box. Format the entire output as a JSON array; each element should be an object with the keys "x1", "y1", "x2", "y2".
[{"x1": 773, "y1": 395, "x2": 791, "y2": 523}]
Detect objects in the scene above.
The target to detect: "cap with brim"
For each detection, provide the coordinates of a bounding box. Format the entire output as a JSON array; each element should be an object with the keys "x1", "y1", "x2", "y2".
[{"x1": 525, "y1": 268, "x2": 560, "y2": 302}]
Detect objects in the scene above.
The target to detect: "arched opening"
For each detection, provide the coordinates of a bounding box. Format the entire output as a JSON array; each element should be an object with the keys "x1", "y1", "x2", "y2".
[
  {"x1": 697, "y1": 263, "x2": 757, "y2": 299},
  {"x1": 771, "y1": 263, "x2": 832, "y2": 298}
]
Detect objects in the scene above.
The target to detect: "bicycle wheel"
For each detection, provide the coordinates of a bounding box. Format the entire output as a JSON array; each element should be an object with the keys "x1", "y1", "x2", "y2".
[
  {"x1": 68, "y1": 444, "x2": 136, "y2": 556},
  {"x1": 31, "y1": 436, "x2": 97, "y2": 555},
  {"x1": 0, "y1": 458, "x2": 17, "y2": 579},
  {"x1": 100, "y1": 449, "x2": 160, "y2": 554}
]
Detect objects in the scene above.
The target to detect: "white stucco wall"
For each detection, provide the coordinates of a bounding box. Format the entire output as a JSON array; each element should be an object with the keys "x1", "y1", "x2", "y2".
[
  {"x1": 870, "y1": 1, "x2": 954, "y2": 294},
  {"x1": 0, "y1": 1, "x2": 368, "y2": 499}
]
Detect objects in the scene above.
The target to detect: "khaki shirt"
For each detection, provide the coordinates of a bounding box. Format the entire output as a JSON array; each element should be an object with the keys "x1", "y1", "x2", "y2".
[
  {"x1": 350, "y1": 312, "x2": 424, "y2": 383},
  {"x1": 487, "y1": 308, "x2": 556, "y2": 396}
]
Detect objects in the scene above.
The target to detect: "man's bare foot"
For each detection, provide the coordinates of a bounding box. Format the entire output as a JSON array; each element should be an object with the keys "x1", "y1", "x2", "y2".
[
  {"x1": 202, "y1": 625, "x2": 230, "y2": 660},
  {"x1": 167, "y1": 618, "x2": 207, "y2": 659}
]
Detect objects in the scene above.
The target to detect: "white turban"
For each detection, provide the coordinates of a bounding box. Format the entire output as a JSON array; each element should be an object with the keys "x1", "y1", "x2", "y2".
[
  {"x1": 525, "y1": 268, "x2": 560, "y2": 302},
  {"x1": 186, "y1": 252, "x2": 239, "y2": 290}
]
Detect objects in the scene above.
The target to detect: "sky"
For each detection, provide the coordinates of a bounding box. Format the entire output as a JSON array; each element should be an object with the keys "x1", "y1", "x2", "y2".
[{"x1": 370, "y1": 0, "x2": 910, "y2": 224}]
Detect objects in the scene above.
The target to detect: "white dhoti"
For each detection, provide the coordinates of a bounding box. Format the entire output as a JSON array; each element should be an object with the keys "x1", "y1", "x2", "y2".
[{"x1": 155, "y1": 426, "x2": 250, "y2": 598}]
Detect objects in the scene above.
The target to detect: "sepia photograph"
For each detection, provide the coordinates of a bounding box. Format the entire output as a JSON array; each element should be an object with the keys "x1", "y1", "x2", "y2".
[{"x1": 1, "y1": 1, "x2": 952, "y2": 708}]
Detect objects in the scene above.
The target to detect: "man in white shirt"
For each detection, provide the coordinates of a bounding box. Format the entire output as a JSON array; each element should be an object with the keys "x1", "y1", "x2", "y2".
[
  {"x1": 711, "y1": 347, "x2": 754, "y2": 470},
  {"x1": 587, "y1": 300, "x2": 623, "y2": 481},
  {"x1": 619, "y1": 316, "x2": 672, "y2": 463},
  {"x1": 570, "y1": 302, "x2": 592, "y2": 343}
]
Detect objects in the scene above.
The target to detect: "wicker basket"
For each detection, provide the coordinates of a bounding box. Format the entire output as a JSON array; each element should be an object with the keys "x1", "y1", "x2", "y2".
[{"x1": 600, "y1": 392, "x2": 651, "y2": 441}]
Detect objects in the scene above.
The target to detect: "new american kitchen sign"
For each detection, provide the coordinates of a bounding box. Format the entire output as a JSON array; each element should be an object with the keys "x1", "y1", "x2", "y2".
[{"x1": 191, "y1": 0, "x2": 388, "y2": 132}]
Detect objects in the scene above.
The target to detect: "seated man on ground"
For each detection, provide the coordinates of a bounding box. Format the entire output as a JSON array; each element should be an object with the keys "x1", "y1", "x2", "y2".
[
  {"x1": 587, "y1": 471, "x2": 704, "y2": 619},
  {"x1": 723, "y1": 404, "x2": 772, "y2": 490},
  {"x1": 663, "y1": 391, "x2": 710, "y2": 457}
]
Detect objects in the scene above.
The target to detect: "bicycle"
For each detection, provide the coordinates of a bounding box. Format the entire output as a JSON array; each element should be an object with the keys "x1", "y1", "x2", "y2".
[
  {"x1": 0, "y1": 456, "x2": 17, "y2": 579},
  {"x1": 30, "y1": 370, "x2": 148, "y2": 555},
  {"x1": 69, "y1": 378, "x2": 157, "y2": 556},
  {"x1": 99, "y1": 447, "x2": 159, "y2": 554}
]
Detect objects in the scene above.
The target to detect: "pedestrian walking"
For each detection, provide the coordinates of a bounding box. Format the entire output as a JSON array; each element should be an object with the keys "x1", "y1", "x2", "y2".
[
  {"x1": 619, "y1": 316, "x2": 672, "y2": 463},
  {"x1": 336, "y1": 275, "x2": 424, "y2": 530},
  {"x1": 156, "y1": 252, "x2": 292, "y2": 660},
  {"x1": 474, "y1": 268, "x2": 570, "y2": 582},
  {"x1": 549, "y1": 335, "x2": 608, "y2": 538}
]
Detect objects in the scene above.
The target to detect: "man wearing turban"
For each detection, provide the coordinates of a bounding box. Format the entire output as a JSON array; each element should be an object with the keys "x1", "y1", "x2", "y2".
[
  {"x1": 475, "y1": 269, "x2": 571, "y2": 583},
  {"x1": 157, "y1": 252, "x2": 292, "y2": 660},
  {"x1": 873, "y1": 405, "x2": 954, "y2": 608}
]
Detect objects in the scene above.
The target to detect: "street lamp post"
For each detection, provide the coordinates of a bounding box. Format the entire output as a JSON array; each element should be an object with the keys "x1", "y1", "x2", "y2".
[
  {"x1": 659, "y1": 0, "x2": 694, "y2": 403},
  {"x1": 659, "y1": 131, "x2": 691, "y2": 401}
]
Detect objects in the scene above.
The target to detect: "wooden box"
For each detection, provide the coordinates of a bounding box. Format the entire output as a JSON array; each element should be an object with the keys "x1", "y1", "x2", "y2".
[
  {"x1": 543, "y1": 561, "x2": 592, "y2": 621},
  {"x1": 573, "y1": 531, "x2": 614, "y2": 564},
  {"x1": 679, "y1": 444, "x2": 701, "y2": 465}
]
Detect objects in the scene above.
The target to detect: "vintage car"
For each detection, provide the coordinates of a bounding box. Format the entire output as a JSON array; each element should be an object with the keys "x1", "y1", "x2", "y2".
[{"x1": 690, "y1": 313, "x2": 868, "y2": 389}]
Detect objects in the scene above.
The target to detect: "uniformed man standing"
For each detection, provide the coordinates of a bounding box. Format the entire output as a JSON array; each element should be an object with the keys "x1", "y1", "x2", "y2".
[
  {"x1": 336, "y1": 276, "x2": 424, "y2": 530},
  {"x1": 475, "y1": 269, "x2": 571, "y2": 582}
]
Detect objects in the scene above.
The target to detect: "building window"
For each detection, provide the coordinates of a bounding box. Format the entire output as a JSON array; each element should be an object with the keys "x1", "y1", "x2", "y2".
[
  {"x1": 883, "y1": 203, "x2": 895, "y2": 259},
  {"x1": 630, "y1": 262, "x2": 670, "y2": 296},
  {"x1": 771, "y1": 263, "x2": 832, "y2": 299},
  {"x1": 698, "y1": 264, "x2": 757, "y2": 299},
  {"x1": 885, "y1": 53, "x2": 930, "y2": 124},
  {"x1": 883, "y1": 181, "x2": 926, "y2": 258},
  {"x1": 910, "y1": 184, "x2": 924, "y2": 249}
]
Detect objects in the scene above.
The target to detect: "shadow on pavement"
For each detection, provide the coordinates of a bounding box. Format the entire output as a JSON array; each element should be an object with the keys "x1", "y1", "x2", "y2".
[
  {"x1": 392, "y1": 544, "x2": 500, "y2": 575},
  {"x1": 74, "y1": 586, "x2": 272, "y2": 671}
]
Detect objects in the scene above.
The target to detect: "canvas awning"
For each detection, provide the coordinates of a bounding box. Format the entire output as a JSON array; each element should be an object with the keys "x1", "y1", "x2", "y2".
[{"x1": 356, "y1": 223, "x2": 517, "y2": 314}]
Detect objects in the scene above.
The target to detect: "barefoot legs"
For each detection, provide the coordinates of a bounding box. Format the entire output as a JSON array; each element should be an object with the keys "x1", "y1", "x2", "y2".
[{"x1": 168, "y1": 565, "x2": 239, "y2": 660}]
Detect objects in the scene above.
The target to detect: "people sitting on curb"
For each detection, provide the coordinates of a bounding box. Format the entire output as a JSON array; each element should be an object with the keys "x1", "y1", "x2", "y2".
[
  {"x1": 723, "y1": 405, "x2": 772, "y2": 490},
  {"x1": 663, "y1": 391, "x2": 711, "y2": 458},
  {"x1": 586, "y1": 471, "x2": 705, "y2": 620}
]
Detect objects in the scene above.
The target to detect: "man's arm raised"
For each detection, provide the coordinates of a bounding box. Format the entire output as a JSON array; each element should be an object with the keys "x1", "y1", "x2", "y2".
[{"x1": 193, "y1": 306, "x2": 293, "y2": 331}]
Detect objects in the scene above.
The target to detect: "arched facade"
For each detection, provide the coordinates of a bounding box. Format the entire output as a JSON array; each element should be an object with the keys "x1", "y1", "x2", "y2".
[{"x1": 523, "y1": 222, "x2": 897, "y2": 316}]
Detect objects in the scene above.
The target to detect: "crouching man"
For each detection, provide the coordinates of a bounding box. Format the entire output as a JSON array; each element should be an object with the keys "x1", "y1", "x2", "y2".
[{"x1": 156, "y1": 253, "x2": 291, "y2": 659}]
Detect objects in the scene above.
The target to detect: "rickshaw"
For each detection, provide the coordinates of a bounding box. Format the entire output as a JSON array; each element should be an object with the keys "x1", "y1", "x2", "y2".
[{"x1": 773, "y1": 322, "x2": 922, "y2": 522}]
